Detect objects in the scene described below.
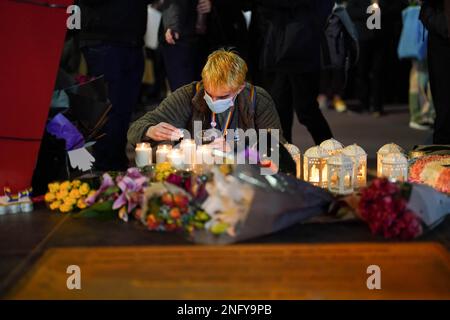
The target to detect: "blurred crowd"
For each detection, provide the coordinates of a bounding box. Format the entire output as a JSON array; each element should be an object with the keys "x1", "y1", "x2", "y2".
[{"x1": 58, "y1": 0, "x2": 450, "y2": 171}]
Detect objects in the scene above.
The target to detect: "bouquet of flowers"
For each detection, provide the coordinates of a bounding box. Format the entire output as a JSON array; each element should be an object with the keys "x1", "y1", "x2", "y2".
[
  {"x1": 341, "y1": 178, "x2": 450, "y2": 240},
  {"x1": 44, "y1": 180, "x2": 95, "y2": 213},
  {"x1": 139, "y1": 182, "x2": 210, "y2": 232},
  {"x1": 81, "y1": 168, "x2": 149, "y2": 221}
]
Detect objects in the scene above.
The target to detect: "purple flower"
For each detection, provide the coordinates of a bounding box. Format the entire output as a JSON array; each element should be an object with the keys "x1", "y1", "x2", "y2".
[
  {"x1": 85, "y1": 173, "x2": 114, "y2": 205},
  {"x1": 112, "y1": 170, "x2": 148, "y2": 217}
]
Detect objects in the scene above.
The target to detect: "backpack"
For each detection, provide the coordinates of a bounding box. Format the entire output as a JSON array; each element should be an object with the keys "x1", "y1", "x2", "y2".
[{"x1": 321, "y1": 5, "x2": 359, "y2": 78}]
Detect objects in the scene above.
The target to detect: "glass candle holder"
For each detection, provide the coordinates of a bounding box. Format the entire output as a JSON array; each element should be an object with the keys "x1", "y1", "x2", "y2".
[
  {"x1": 156, "y1": 144, "x2": 172, "y2": 163},
  {"x1": 180, "y1": 138, "x2": 197, "y2": 168},
  {"x1": 167, "y1": 149, "x2": 184, "y2": 170},
  {"x1": 135, "y1": 142, "x2": 152, "y2": 167}
]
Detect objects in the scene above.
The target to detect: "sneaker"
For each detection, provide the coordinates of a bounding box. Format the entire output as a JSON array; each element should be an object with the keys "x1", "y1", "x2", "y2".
[
  {"x1": 333, "y1": 97, "x2": 347, "y2": 112},
  {"x1": 409, "y1": 121, "x2": 431, "y2": 130}
]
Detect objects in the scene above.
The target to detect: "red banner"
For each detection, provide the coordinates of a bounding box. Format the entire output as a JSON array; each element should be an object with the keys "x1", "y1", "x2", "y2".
[{"x1": 0, "y1": 0, "x2": 73, "y2": 192}]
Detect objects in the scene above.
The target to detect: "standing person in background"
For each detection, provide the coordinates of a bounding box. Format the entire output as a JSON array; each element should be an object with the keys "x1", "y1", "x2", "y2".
[
  {"x1": 408, "y1": 59, "x2": 435, "y2": 130},
  {"x1": 256, "y1": 0, "x2": 334, "y2": 145},
  {"x1": 205, "y1": 0, "x2": 251, "y2": 60},
  {"x1": 78, "y1": 0, "x2": 155, "y2": 171},
  {"x1": 160, "y1": 0, "x2": 251, "y2": 92},
  {"x1": 159, "y1": 0, "x2": 210, "y2": 91},
  {"x1": 421, "y1": 0, "x2": 450, "y2": 144},
  {"x1": 347, "y1": 0, "x2": 408, "y2": 117}
]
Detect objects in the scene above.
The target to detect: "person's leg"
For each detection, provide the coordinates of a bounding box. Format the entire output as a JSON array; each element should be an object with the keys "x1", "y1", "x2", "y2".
[
  {"x1": 408, "y1": 61, "x2": 421, "y2": 123},
  {"x1": 290, "y1": 72, "x2": 333, "y2": 145},
  {"x1": 355, "y1": 40, "x2": 371, "y2": 112},
  {"x1": 371, "y1": 37, "x2": 388, "y2": 115},
  {"x1": 267, "y1": 72, "x2": 294, "y2": 142},
  {"x1": 161, "y1": 42, "x2": 202, "y2": 91},
  {"x1": 82, "y1": 45, "x2": 144, "y2": 171},
  {"x1": 428, "y1": 33, "x2": 450, "y2": 144}
]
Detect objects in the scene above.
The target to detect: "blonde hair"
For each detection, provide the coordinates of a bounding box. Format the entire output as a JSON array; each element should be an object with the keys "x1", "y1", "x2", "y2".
[{"x1": 201, "y1": 49, "x2": 248, "y2": 91}]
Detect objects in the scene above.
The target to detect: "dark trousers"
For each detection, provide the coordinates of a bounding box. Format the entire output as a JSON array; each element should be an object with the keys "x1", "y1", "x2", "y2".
[
  {"x1": 82, "y1": 44, "x2": 144, "y2": 171},
  {"x1": 356, "y1": 38, "x2": 388, "y2": 113},
  {"x1": 161, "y1": 41, "x2": 204, "y2": 91},
  {"x1": 428, "y1": 33, "x2": 450, "y2": 144},
  {"x1": 267, "y1": 72, "x2": 333, "y2": 144}
]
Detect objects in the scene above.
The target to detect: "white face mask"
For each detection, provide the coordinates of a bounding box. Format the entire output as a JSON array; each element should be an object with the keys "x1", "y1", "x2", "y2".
[{"x1": 204, "y1": 92, "x2": 236, "y2": 113}]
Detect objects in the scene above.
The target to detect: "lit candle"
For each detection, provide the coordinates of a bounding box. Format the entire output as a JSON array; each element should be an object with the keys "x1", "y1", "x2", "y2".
[
  {"x1": 167, "y1": 149, "x2": 184, "y2": 170},
  {"x1": 156, "y1": 144, "x2": 172, "y2": 163},
  {"x1": 180, "y1": 139, "x2": 196, "y2": 166},
  {"x1": 310, "y1": 165, "x2": 320, "y2": 183},
  {"x1": 135, "y1": 143, "x2": 152, "y2": 167}
]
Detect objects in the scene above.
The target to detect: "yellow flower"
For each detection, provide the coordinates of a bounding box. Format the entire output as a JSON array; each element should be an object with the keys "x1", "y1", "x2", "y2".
[
  {"x1": 71, "y1": 180, "x2": 82, "y2": 188},
  {"x1": 154, "y1": 162, "x2": 174, "y2": 181},
  {"x1": 64, "y1": 197, "x2": 77, "y2": 206},
  {"x1": 49, "y1": 201, "x2": 61, "y2": 210},
  {"x1": 79, "y1": 183, "x2": 90, "y2": 196},
  {"x1": 56, "y1": 189, "x2": 69, "y2": 201},
  {"x1": 60, "y1": 181, "x2": 72, "y2": 191},
  {"x1": 69, "y1": 189, "x2": 81, "y2": 199},
  {"x1": 77, "y1": 198, "x2": 87, "y2": 210},
  {"x1": 44, "y1": 192, "x2": 55, "y2": 203},
  {"x1": 87, "y1": 190, "x2": 97, "y2": 198},
  {"x1": 48, "y1": 182, "x2": 60, "y2": 194},
  {"x1": 59, "y1": 202, "x2": 73, "y2": 213}
]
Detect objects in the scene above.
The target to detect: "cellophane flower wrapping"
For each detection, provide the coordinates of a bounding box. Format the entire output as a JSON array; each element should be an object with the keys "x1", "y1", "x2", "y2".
[{"x1": 191, "y1": 164, "x2": 334, "y2": 244}]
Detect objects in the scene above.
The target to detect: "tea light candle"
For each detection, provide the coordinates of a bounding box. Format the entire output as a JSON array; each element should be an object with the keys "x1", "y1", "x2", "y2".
[
  {"x1": 156, "y1": 144, "x2": 172, "y2": 163},
  {"x1": 135, "y1": 143, "x2": 152, "y2": 167}
]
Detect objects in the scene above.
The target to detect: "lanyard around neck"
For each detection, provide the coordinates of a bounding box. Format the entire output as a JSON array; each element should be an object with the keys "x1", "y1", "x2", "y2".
[{"x1": 211, "y1": 106, "x2": 235, "y2": 136}]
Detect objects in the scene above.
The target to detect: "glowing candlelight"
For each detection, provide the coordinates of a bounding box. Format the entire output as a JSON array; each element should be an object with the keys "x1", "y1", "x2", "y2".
[
  {"x1": 156, "y1": 144, "x2": 172, "y2": 163},
  {"x1": 135, "y1": 143, "x2": 152, "y2": 167},
  {"x1": 167, "y1": 149, "x2": 184, "y2": 170}
]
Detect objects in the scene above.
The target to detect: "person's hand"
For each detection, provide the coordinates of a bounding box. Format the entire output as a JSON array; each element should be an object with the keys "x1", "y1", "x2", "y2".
[
  {"x1": 146, "y1": 122, "x2": 181, "y2": 141},
  {"x1": 165, "y1": 28, "x2": 179, "y2": 45},
  {"x1": 197, "y1": 0, "x2": 212, "y2": 14}
]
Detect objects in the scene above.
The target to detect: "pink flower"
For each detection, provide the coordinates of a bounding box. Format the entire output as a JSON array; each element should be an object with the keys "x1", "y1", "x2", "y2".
[
  {"x1": 359, "y1": 178, "x2": 423, "y2": 240},
  {"x1": 85, "y1": 173, "x2": 114, "y2": 205}
]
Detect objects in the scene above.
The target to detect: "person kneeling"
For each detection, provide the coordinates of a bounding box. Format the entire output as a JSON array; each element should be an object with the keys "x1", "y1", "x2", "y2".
[{"x1": 127, "y1": 49, "x2": 286, "y2": 150}]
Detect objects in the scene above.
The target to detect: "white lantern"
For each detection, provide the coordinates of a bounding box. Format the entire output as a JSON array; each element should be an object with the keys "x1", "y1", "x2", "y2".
[
  {"x1": 381, "y1": 152, "x2": 408, "y2": 181},
  {"x1": 327, "y1": 154, "x2": 354, "y2": 195},
  {"x1": 343, "y1": 144, "x2": 367, "y2": 189},
  {"x1": 320, "y1": 138, "x2": 344, "y2": 156},
  {"x1": 284, "y1": 143, "x2": 301, "y2": 179},
  {"x1": 377, "y1": 143, "x2": 404, "y2": 177},
  {"x1": 303, "y1": 146, "x2": 329, "y2": 188}
]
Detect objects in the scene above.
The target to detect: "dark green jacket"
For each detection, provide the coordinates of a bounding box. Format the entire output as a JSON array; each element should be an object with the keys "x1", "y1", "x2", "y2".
[{"x1": 127, "y1": 81, "x2": 285, "y2": 146}]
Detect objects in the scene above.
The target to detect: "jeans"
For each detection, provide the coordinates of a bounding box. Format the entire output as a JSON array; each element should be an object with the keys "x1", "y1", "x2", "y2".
[{"x1": 82, "y1": 44, "x2": 144, "y2": 171}]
